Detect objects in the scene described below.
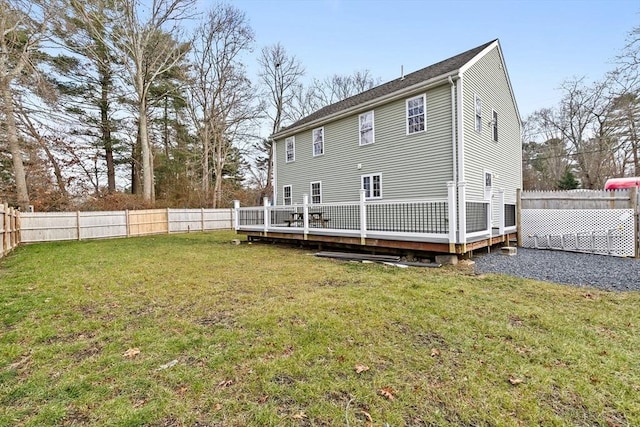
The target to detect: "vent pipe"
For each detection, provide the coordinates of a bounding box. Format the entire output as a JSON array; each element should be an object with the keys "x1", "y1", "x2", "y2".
[{"x1": 400, "y1": 65, "x2": 404, "y2": 80}]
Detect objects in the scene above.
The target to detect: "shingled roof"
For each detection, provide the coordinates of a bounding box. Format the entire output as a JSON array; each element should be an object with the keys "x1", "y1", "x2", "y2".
[{"x1": 274, "y1": 39, "x2": 497, "y2": 138}]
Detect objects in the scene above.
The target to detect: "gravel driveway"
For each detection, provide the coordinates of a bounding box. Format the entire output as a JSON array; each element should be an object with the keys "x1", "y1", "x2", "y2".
[{"x1": 473, "y1": 247, "x2": 640, "y2": 292}]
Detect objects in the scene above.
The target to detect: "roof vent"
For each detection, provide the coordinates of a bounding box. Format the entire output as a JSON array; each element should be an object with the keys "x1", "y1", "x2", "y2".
[{"x1": 400, "y1": 65, "x2": 405, "y2": 80}]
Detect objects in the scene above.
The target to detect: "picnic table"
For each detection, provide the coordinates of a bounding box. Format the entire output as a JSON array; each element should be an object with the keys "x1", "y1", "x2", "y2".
[{"x1": 284, "y1": 211, "x2": 330, "y2": 227}]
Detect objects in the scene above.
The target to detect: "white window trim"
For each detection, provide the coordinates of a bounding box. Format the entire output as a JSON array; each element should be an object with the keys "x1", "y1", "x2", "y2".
[
  {"x1": 406, "y1": 94, "x2": 426, "y2": 135},
  {"x1": 285, "y1": 136, "x2": 295, "y2": 163},
  {"x1": 361, "y1": 173, "x2": 382, "y2": 200},
  {"x1": 312, "y1": 127, "x2": 324, "y2": 157},
  {"x1": 484, "y1": 170, "x2": 493, "y2": 201},
  {"x1": 474, "y1": 94, "x2": 482, "y2": 133},
  {"x1": 359, "y1": 110, "x2": 375, "y2": 146},
  {"x1": 310, "y1": 181, "x2": 322, "y2": 204},
  {"x1": 491, "y1": 109, "x2": 498, "y2": 142},
  {"x1": 283, "y1": 185, "x2": 292, "y2": 205}
]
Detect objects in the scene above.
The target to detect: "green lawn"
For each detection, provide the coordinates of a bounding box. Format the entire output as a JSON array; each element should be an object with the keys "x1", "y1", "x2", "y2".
[{"x1": 1, "y1": 231, "x2": 639, "y2": 426}]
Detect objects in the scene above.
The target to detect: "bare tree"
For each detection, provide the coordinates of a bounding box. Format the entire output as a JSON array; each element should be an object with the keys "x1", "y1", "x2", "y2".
[
  {"x1": 536, "y1": 77, "x2": 617, "y2": 188},
  {"x1": 256, "y1": 42, "x2": 304, "y2": 200},
  {"x1": 0, "y1": 0, "x2": 58, "y2": 210},
  {"x1": 187, "y1": 4, "x2": 260, "y2": 208},
  {"x1": 311, "y1": 70, "x2": 379, "y2": 107},
  {"x1": 111, "y1": 0, "x2": 194, "y2": 202}
]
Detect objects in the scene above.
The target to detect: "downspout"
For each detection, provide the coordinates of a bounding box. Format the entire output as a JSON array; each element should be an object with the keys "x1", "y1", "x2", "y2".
[
  {"x1": 272, "y1": 140, "x2": 277, "y2": 205},
  {"x1": 448, "y1": 75, "x2": 458, "y2": 253},
  {"x1": 456, "y1": 74, "x2": 465, "y2": 186},
  {"x1": 457, "y1": 74, "x2": 466, "y2": 247},
  {"x1": 448, "y1": 76, "x2": 457, "y2": 184}
]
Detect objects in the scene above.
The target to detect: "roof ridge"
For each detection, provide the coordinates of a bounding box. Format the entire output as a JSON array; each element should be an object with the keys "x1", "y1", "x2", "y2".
[{"x1": 274, "y1": 39, "x2": 498, "y2": 137}]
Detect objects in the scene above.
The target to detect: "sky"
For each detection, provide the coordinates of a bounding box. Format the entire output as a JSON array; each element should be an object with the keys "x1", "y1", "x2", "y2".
[{"x1": 196, "y1": 0, "x2": 639, "y2": 120}]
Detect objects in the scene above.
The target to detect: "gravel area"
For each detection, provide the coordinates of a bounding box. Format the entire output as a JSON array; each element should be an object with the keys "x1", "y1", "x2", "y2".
[{"x1": 473, "y1": 247, "x2": 640, "y2": 292}]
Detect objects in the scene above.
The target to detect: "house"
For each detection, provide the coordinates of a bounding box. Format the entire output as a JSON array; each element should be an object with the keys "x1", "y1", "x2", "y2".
[{"x1": 236, "y1": 39, "x2": 522, "y2": 255}]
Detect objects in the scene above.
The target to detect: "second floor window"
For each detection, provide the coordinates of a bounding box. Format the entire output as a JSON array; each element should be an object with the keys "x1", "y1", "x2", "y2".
[
  {"x1": 312, "y1": 127, "x2": 324, "y2": 156},
  {"x1": 359, "y1": 111, "x2": 374, "y2": 145},
  {"x1": 492, "y1": 110, "x2": 498, "y2": 142},
  {"x1": 310, "y1": 181, "x2": 322, "y2": 204},
  {"x1": 406, "y1": 95, "x2": 426, "y2": 134},
  {"x1": 475, "y1": 94, "x2": 482, "y2": 133},
  {"x1": 285, "y1": 137, "x2": 295, "y2": 162}
]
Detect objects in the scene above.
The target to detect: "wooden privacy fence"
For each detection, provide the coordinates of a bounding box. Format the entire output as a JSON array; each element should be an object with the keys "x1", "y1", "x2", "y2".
[
  {"x1": 19, "y1": 208, "x2": 232, "y2": 243},
  {"x1": 1, "y1": 203, "x2": 20, "y2": 258},
  {"x1": 518, "y1": 189, "x2": 639, "y2": 257}
]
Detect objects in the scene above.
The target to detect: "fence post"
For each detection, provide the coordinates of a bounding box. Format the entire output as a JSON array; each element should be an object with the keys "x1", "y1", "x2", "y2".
[
  {"x1": 496, "y1": 188, "x2": 505, "y2": 235},
  {"x1": 166, "y1": 208, "x2": 171, "y2": 234},
  {"x1": 359, "y1": 189, "x2": 367, "y2": 245},
  {"x1": 201, "y1": 207, "x2": 205, "y2": 231},
  {"x1": 11, "y1": 208, "x2": 17, "y2": 249},
  {"x1": 516, "y1": 189, "x2": 522, "y2": 247},
  {"x1": 457, "y1": 181, "x2": 467, "y2": 246},
  {"x1": 0, "y1": 203, "x2": 5, "y2": 257},
  {"x1": 233, "y1": 201, "x2": 240, "y2": 231},
  {"x1": 125, "y1": 210, "x2": 130, "y2": 237},
  {"x1": 263, "y1": 197, "x2": 270, "y2": 233},
  {"x1": 15, "y1": 208, "x2": 20, "y2": 246},
  {"x1": 76, "y1": 211, "x2": 81, "y2": 241},
  {"x1": 447, "y1": 181, "x2": 457, "y2": 249},
  {"x1": 303, "y1": 194, "x2": 309, "y2": 240},
  {"x1": 632, "y1": 188, "x2": 639, "y2": 258}
]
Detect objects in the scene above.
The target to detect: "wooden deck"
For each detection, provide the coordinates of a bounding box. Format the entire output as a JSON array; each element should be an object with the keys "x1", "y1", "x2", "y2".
[{"x1": 237, "y1": 229, "x2": 517, "y2": 256}]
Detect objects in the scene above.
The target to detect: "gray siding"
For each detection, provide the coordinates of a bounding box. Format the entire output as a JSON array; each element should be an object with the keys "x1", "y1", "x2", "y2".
[
  {"x1": 462, "y1": 46, "x2": 522, "y2": 204},
  {"x1": 275, "y1": 84, "x2": 454, "y2": 205}
]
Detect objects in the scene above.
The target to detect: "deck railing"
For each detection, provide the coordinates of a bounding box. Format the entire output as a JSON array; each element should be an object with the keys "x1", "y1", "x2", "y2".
[{"x1": 234, "y1": 182, "x2": 515, "y2": 245}]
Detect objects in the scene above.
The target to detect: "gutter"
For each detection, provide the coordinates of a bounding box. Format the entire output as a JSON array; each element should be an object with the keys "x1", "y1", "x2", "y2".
[{"x1": 272, "y1": 69, "x2": 461, "y2": 140}]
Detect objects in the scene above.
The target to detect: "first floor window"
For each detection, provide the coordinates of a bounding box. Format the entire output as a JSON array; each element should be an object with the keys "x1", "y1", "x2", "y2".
[
  {"x1": 361, "y1": 174, "x2": 382, "y2": 199},
  {"x1": 474, "y1": 94, "x2": 482, "y2": 133},
  {"x1": 406, "y1": 95, "x2": 426, "y2": 134},
  {"x1": 285, "y1": 136, "x2": 295, "y2": 162},
  {"x1": 310, "y1": 181, "x2": 322, "y2": 204},
  {"x1": 492, "y1": 110, "x2": 498, "y2": 142},
  {"x1": 283, "y1": 185, "x2": 292, "y2": 205},
  {"x1": 359, "y1": 111, "x2": 374, "y2": 145},
  {"x1": 312, "y1": 127, "x2": 324, "y2": 156}
]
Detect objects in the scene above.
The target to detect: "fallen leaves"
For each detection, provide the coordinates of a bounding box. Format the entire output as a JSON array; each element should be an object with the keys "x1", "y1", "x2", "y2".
[
  {"x1": 216, "y1": 379, "x2": 234, "y2": 389},
  {"x1": 292, "y1": 411, "x2": 307, "y2": 420},
  {"x1": 122, "y1": 348, "x2": 140, "y2": 359},
  {"x1": 378, "y1": 386, "x2": 396, "y2": 400},
  {"x1": 430, "y1": 348, "x2": 440, "y2": 357},
  {"x1": 355, "y1": 364, "x2": 370, "y2": 374},
  {"x1": 508, "y1": 376, "x2": 523, "y2": 385}
]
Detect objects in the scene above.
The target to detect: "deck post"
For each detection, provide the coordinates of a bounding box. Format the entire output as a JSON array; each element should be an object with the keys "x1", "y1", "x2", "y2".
[
  {"x1": 359, "y1": 189, "x2": 367, "y2": 245},
  {"x1": 516, "y1": 189, "x2": 522, "y2": 247},
  {"x1": 233, "y1": 200, "x2": 240, "y2": 231},
  {"x1": 496, "y1": 188, "x2": 505, "y2": 235},
  {"x1": 303, "y1": 194, "x2": 309, "y2": 240},
  {"x1": 447, "y1": 181, "x2": 457, "y2": 251},
  {"x1": 263, "y1": 197, "x2": 270, "y2": 233},
  {"x1": 457, "y1": 181, "x2": 467, "y2": 245}
]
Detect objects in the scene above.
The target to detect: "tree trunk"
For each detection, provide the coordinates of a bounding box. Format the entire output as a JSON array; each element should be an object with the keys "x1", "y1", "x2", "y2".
[
  {"x1": 1, "y1": 82, "x2": 30, "y2": 210},
  {"x1": 131, "y1": 125, "x2": 142, "y2": 195},
  {"x1": 100, "y1": 65, "x2": 116, "y2": 193},
  {"x1": 138, "y1": 97, "x2": 155, "y2": 203}
]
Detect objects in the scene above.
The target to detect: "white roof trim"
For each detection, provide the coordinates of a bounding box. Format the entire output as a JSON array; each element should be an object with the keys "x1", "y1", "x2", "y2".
[{"x1": 459, "y1": 40, "x2": 522, "y2": 126}]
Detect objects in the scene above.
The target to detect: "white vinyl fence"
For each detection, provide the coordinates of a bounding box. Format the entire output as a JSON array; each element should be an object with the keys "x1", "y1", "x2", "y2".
[{"x1": 20, "y1": 208, "x2": 232, "y2": 243}]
